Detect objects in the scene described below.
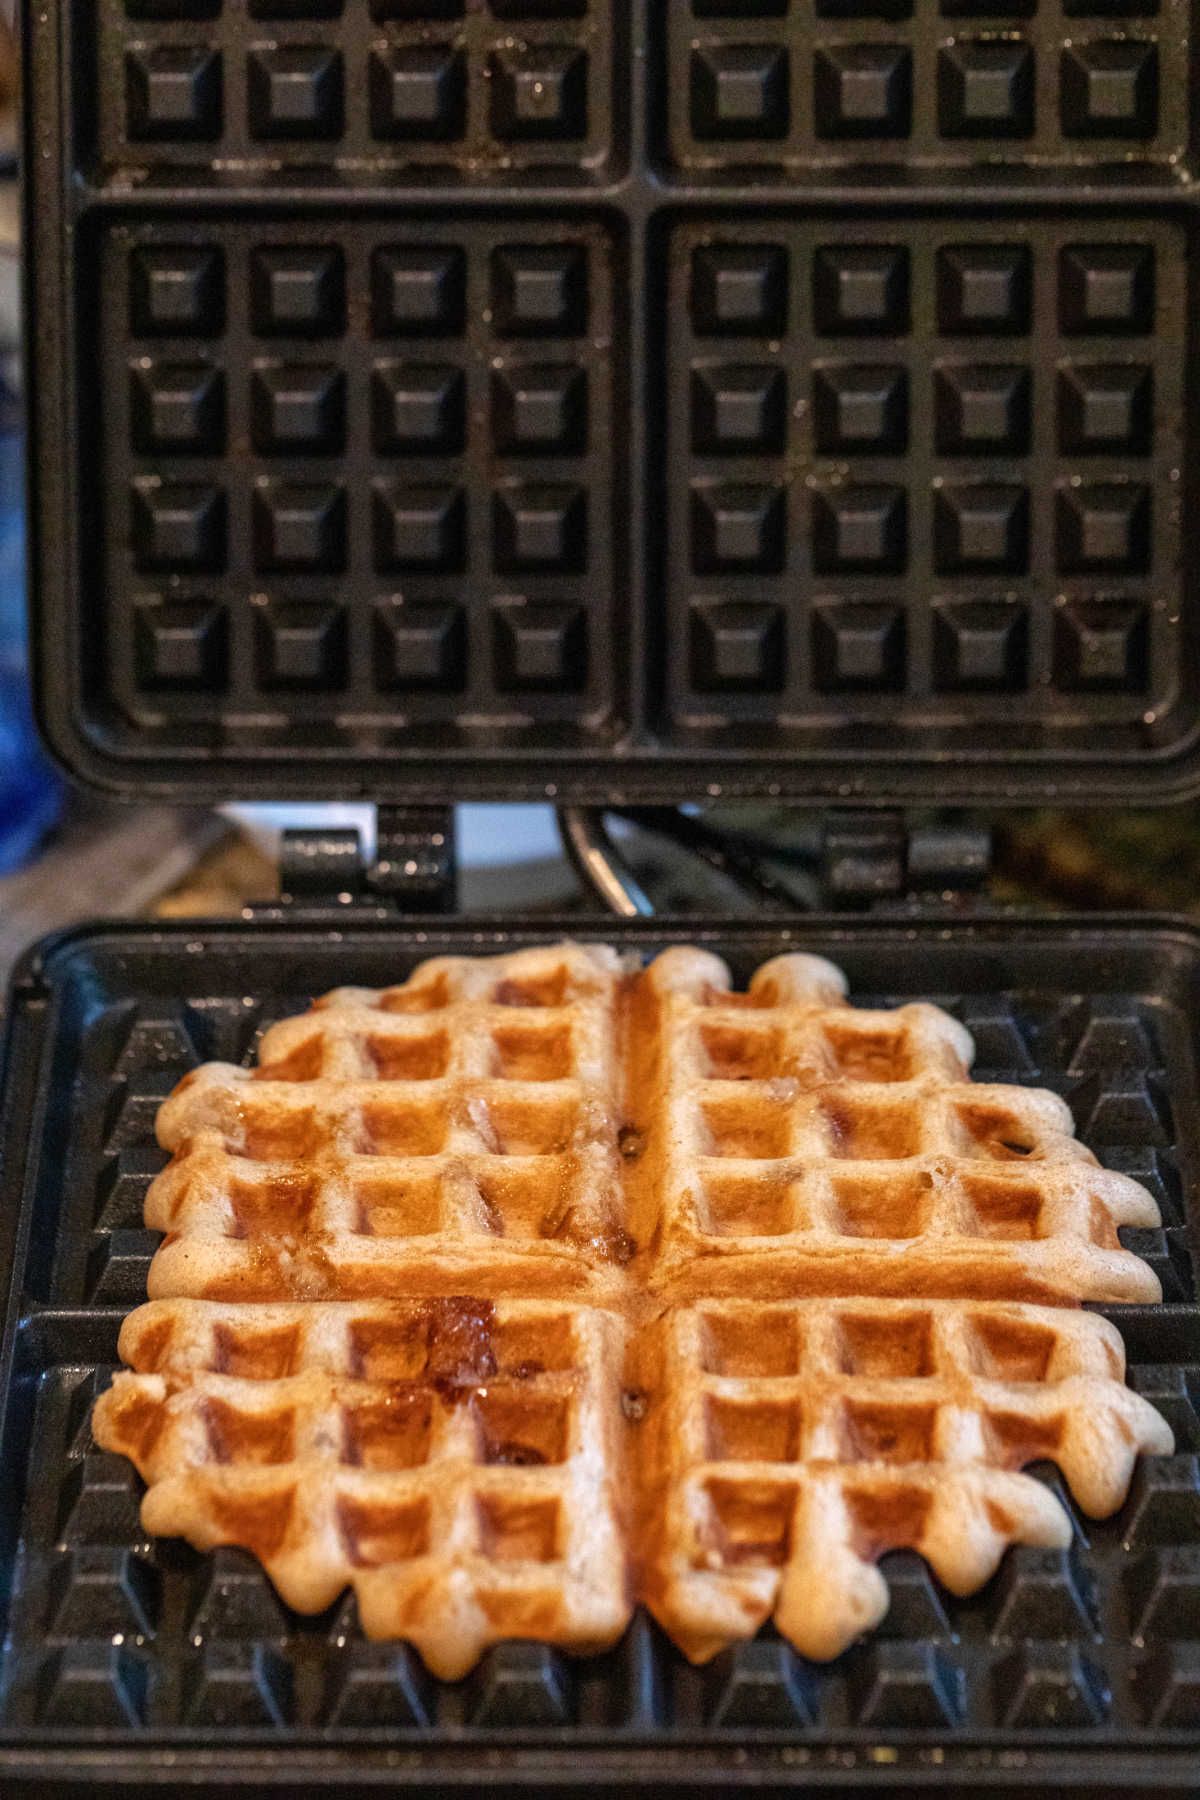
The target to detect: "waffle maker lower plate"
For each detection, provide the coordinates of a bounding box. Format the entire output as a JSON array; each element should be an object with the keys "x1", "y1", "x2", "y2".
[{"x1": 0, "y1": 913, "x2": 1197, "y2": 1795}]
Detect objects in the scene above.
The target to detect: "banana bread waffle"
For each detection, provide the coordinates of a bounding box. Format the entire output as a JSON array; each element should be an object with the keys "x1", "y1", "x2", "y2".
[
  {"x1": 94, "y1": 942, "x2": 1173, "y2": 1676},
  {"x1": 94, "y1": 1297, "x2": 629, "y2": 1681},
  {"x1": 638, "y1": 1298, "x2": 1171, "y2": 1663},
  {"x1": 145, "y1": 942, "x2": 630, "y2": 1304},
  {"x1": 635, "y1": 948, "x2": 1163, "y2": 1305}
]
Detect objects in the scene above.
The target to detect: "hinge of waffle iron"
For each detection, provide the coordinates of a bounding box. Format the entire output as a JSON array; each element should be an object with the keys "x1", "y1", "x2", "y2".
[
  {"x1": 820, "y1": 810, "x2": 991, "y2": 912},
  {"x1": 244, "y1": 806, "x2": 456, "y2": 920}
]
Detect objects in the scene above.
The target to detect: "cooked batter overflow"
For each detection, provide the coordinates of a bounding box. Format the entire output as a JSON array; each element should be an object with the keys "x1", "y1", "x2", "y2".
[{"x1": 94, "y1": 944, "x2": 1172, "y2": 1679}]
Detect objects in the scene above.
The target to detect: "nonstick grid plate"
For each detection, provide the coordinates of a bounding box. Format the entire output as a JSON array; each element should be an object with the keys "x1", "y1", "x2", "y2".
[
  {"x1": 24, "y1": 0, "x2": 1200, "y2": 803},
  {"x1": 0, "y1": 917, "x2": 1197, "y2": 1791}
]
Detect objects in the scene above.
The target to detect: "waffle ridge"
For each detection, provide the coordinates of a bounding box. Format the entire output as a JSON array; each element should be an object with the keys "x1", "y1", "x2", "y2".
[{"x1": 93, "y1": 942, "x2": 1173, "y2": 1678}]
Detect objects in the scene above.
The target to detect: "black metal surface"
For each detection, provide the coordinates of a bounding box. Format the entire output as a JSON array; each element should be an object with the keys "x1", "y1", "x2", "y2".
[
  {"x1": 0, "y1": 915, "x2": 1199, "y2": 1794},
  {"x1": 271, "y1": 807, "x2": 457, "y2": 911},
  {"x1": 24, "y1": 3, "x2": 1200, "y2": 805}
]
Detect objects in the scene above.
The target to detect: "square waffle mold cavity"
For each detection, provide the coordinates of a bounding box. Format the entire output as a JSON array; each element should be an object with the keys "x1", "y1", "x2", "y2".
[
  {"x1": 24, "y1": 0, "x2": 1200, "y2": 803},
  {"x1": 0, "y1": 917, "x2": 1198, "y2": 1786}
]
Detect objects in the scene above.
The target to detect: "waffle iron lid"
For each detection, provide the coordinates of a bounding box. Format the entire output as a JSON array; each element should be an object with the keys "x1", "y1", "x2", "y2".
[{"x1": 22, "y1": 1, "x2": 1200, "y2": 806}]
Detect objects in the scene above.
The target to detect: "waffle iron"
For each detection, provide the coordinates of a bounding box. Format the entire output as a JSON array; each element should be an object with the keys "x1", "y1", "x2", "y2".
[{"x1": 11, "y1": 0, "x2": 1200, "y2": 1791}]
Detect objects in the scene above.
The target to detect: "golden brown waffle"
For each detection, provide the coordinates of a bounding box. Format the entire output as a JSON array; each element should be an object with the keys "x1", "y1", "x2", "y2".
[
  {"x1": 637, "y1": 1298, "x2": 1172, "y2": 1663},
  {"x1": 146, "y1": 942, "x2": 631, "y2": 1304},
  {"x1": 93, "y1": 1297, "x2": 630, "y2": 1681},
  {"x1": 635, "y1": 948, "x2": 1163, "y2": 1306},
  {"x1": 94, "y1": 941, "x2": 1173, "y2": 1675}
]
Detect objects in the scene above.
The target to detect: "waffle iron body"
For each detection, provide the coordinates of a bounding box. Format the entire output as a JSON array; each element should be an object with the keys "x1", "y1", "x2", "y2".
[
  {"x1": 0, "y1": 916, "x2": 1197, "y2": 1797},
  {"x1": 14, "y1": 0, "x2": 1200, "y2": 1792}
]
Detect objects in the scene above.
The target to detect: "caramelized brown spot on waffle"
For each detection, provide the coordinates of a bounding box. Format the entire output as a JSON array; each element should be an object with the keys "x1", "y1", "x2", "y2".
[
  {"x1": 706, "y1": 1396, "x2": 799, "y2": 1464},
  {"x1": 342, "y1": 1393, "x2": 433, "y2": 1470},
  {"x1": 132, "y1": 1315, "x2": 175, "y2": 1373},
  {"x1": 212, "y1": 1320, "x2": 301, "y2": 1380},
  {"x1": 241, "y1": 1108, "x2": 323, "y2": 1162},
  {"x1": 473, "y1": 1390, "x2": 570, "y2": 1466},
  {"x1": 424, "y1": 1297, "x2": 498, "y2": 1394},
  {"x1": 841, "y1": 1400, "x2": 938, "y2": 1465},
  {"x1": 987, "y1": 1500, "x2": 1017, "y2": 1536},
  {"x1": 255, "y1": 1037, "x2": 325, "y2": 1083},
  {"x1": 969, "y1": 1314, "x2": 1057, "y2": 1383},
  {"x1": 958, "y1": 1103, "x2": 1038, "y2": 1159},
  {"x1": 353, "y1": 1171, "x2": 441, "y2": 1239},
  {"x1": 824, "y1": 1025, "x2": 913, "y2": 1082},
  {"x1": 847, "y1": 1484, "x2": 933, "y2": 1558},
  {"x1": 705, "y1": 1478, "x2": 793, "y2": 1566},
  {"x1": 107, "y1": 1389, "x2": 166, "y2": 1462},
  {"x1": 203, "y1": 1397, "x2": 294, "y2": 1466},
  {"x1": 478, "y1": 1495, "x2": 561, "y2": 1561},
  {"x1": 703, "y1": 1095, "x2": 790, "y2": 1160},
  {"x1": 494, "y1": 1313, "x2": 575, "y2": 1374},
  {"x1": 832, "y1": 1171, "x2": 931, "y2": 1239},
  {"x1": 701, "y1": 1309, "x2": 800, "y2": 1377},
  {"x1": 961, "y1": 1175, "x2": 1044, "y2": 1240},
  {"x1": 826, "y1": 1098, "x2": 921, "y2": 1161},
  {"x1": 490, "y1": 1022, "x2": 572, "y2": 1082},
  {"x1": 339, "y1": 1495, "x2": 430, "y2": 1566},
  {"x1": 587, "y1": 1226, "x2": 637, "y2": 1265},
  {"x1": 486, "y1": 1093, "x2": 579, "y2": 1156},
  {"x1": 368, "y1": 1032, "x2": 449, "y2": 1081},
  {"x1": 704, "y1": 1171, "x2": 794, "y2": 1236},
  {"x1": 229, "y1": 1171, "x2": 320, "y2": 1238},
  {"x1": 359, "y1": 1098, "x2": 448, "y2": 1157},
  {"x1": 475, "y1": 1161, "x2": 578, "y2": 1241},
  {"x1": 837, "y1": 1311, "x2": 935, "y2": 1378},
  {"x1": 494, "y1": 967, "x2": 569, "y2": 1008},
  {"x1": 700, "y1": 1023, "x2": 781, "y2": 1081},
  {"x1": 349, "y1": 1311, "x2": 429, "y2": 1383},
  {"x1": 1088, "y1": 1194, "x2": 1122, "y2": 1250},
  {"x1": 987, "y1": 1410, "x2": 1065, "y2": 1467},
  {"x1": 210, "y1": 1482, "x2": 296, "y2": 1559},
  {"x1": 618, "y1": 1125, "x2": 645, "y2": 1160},
  {"x1": 376, "y1": 973, "x2": 449, "y2": 1014}
]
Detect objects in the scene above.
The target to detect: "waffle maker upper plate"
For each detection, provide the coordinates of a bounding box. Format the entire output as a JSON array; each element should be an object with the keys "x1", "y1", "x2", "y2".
[{"x1": 23, "y1": 0, "x2": 1200, "y2": 804}]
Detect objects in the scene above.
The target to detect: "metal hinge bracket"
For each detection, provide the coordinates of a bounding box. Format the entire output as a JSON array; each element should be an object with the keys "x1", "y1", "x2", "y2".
[
  {"x1": 244, "y1": 805, "x2": 456, "y2": 920},
  {"x1": 821, "y1": 810, "x2": 991, "y2": 911}
]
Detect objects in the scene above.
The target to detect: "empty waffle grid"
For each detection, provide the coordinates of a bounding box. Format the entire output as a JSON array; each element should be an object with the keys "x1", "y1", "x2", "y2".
[
  {"x1": 92, "y1": 1297, "x2": 631, "y2": 1681},
  {"x1": 141, "y1": 944, "x2": 630, "y2": 1303},
  {"x1": 641, "y1": 949, "x2": 1164, "y2": 1304},
  {"x1": 29, "y1": 2, "x2": 1200, "y2": 801},
  {"x1": 642, "y1": 1298, "x2": 1173, "y2": 1662},
  {"x1": 102, "y1": 214, "x2": 620, "y2": 742},
  {"x1": 95, "y1": 1, "x2": 618, "y2": 181},
  {"x1": 668, "y1": 0, "x2": 1189, "y2": 172},
  {"x1": 666, "y1": 215, "x2": 1186, "y2": 747}
]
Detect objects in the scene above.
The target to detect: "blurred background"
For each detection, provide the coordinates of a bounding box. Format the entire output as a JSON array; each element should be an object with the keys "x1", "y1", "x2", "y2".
[{"x1": 3, "y1": 2, "x2": 1200, "y2": 980}]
